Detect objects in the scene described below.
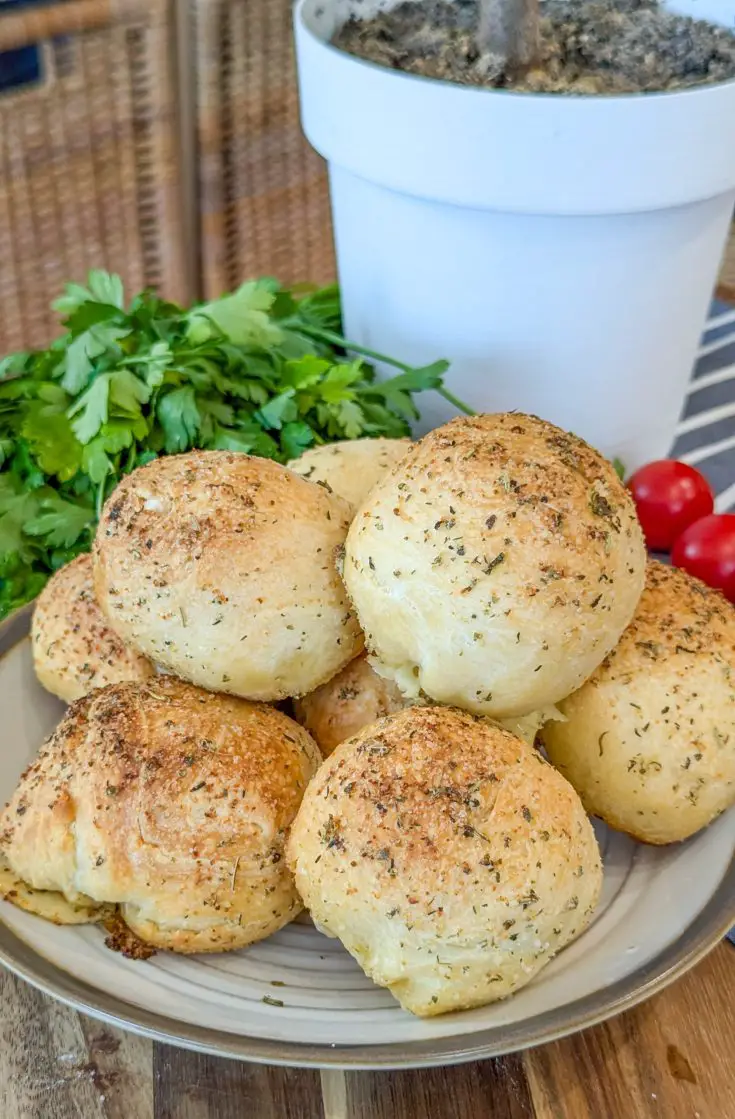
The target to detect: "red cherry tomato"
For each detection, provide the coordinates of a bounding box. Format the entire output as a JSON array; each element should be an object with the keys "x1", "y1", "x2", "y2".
[
  {"x1": 671, "y1": 514, "x2": 735, "y2": 603},
  {"x1": 627, "y1": 460, "x2": 714, "y2": 552}
]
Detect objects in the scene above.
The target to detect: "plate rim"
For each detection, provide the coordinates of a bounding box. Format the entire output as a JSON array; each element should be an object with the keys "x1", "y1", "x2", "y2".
[{"x1": 1, "y1": 604, "x2": 734, "y2": 1069}]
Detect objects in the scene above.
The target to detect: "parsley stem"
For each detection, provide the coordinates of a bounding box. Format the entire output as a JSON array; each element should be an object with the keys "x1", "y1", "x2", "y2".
[
  {"x1": 436, "y1": 386, "x2": 475, "y2": 416},
  {"x1": 294, "y1": 325, "x2": 412, "y2": 371},
  {"x1": 95, "y1": 475, "x2": 108, "y2": 521},
  {"x1": 294, "y1": 325, "x2": 474, "y2": 416}
]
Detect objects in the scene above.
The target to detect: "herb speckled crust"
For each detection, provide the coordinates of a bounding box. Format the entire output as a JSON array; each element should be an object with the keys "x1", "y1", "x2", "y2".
[
  {"x1": 32, "y1": 554, "x2": 154, "y2": 703},
  {"x1": 543, "y1": 561, "x2": 735, "y2": 844},
  {"x1": 343, "y1": 414, "x2": 646, "y2": 717},
  {"x1": 288, "y1": 437, "x2": 411, "y2": 512},
  {"x1": 0, "y1": 676, "x2": 321, "y2": 952},
  {"x1": 287, "y1": 705, "x2": 601, "y2": 1017},
  {"x1": 93, "y1": 450, "x2": 363, "y2": 701}
]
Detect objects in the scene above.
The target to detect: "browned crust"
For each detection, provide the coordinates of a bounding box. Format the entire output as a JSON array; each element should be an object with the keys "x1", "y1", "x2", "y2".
[
  {"x1": 32, "y1": 554, "x2": 154, "y2": 702},
  {"x1": 1, "y1": 676, "x2": 321, "y2": 954}
]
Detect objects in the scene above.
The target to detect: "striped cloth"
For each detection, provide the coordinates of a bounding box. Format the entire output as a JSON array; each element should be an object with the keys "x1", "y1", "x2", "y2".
[
  {"x1": 678, "y1": 303, "x2": 735, "y2": 945},
  {"x1": 673, "y1": 302, "x2": 735, "y2": 505}
]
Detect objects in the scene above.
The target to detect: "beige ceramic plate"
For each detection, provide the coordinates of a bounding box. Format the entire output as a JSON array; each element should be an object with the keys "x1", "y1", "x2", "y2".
[{"x1": 0, "y1": 606, "x2": 733, "y2": 1069}]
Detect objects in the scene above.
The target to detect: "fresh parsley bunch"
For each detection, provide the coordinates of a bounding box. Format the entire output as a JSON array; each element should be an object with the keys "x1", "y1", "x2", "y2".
[{"x1": 0, "y1": 271, "x2": 466, "y2": 621}]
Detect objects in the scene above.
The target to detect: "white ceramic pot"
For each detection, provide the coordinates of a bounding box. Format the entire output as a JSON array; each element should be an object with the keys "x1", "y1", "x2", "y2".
[
  {"x1": 294, "y1": 0, "x2": 735, "y2": 467},
  {"x1": 668, "y1": 2, "x2": 734, "y2": 27}
]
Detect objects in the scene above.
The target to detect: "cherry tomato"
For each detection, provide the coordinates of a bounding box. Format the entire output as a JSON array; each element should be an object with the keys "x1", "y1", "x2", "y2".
[
  {"x1": 627, "y1": 460, "x2": 714, "y2": 552},
  {"x1": 671, "y1": 515, "x2": 735, "y2": 603}
]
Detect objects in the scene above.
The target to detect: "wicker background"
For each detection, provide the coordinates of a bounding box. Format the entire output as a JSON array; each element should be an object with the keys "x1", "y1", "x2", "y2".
[
  {"x1": 0, "y1": 0, "x2": 335, "y2": 350},
  {"x1": 192, "y1": 0, "x2": 335, "y2": 299},
  {"x1": 0, "y1": 0, "x2": 732, "y2": 355},
  {"x1": 0, "y1": 0, "x2": 189, "y2": 352}
]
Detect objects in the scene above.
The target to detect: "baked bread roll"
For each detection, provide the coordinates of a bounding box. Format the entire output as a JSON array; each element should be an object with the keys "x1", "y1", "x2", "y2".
[
  {"x1": 0, "y1": 677, "x2": 321, "y2": 952},
  {"x1": 343, "y1": 414, "x2": 646, "y2": 717},
  {"x1": 93, "y1": 450, "x2": 363, "y2": 700},
  {"x1": 542, "y1": 561, "x2": 735, "y2": 844},
  {"x1": 288, "y1": 706, "x2": 602, "y2": 1016},
  {"x1": 288, "y1": 438, "x2": 410, "y2": 510},
  {"x1": 31, "y1": 554, "x2": 154, "y2": 702},
  {"x1": 294, "y1": 653, "x2": 410, "y2": 756}
]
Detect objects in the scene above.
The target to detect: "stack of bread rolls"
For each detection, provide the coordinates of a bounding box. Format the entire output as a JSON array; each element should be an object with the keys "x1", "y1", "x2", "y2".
[{"x1": 3, "y1": 417, "x2": 734, "y2": 1019}]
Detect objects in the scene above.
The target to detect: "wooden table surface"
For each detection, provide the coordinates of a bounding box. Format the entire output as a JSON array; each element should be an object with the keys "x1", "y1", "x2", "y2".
[
  {"x1": 718, "y1": 224, "x2": 735, "y2": 304},
  {"x1": 0, "y1": 938, "x2": 732, "y2": 1119}
]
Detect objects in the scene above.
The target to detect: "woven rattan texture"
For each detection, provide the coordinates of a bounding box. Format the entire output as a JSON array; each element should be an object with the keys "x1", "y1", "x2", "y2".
[
  {"x1": 193, "y1": 0, "x2": 335, "y2": 298},
  {"x1": 0, "y1": 0, "x2": 188, "y2": 351}
]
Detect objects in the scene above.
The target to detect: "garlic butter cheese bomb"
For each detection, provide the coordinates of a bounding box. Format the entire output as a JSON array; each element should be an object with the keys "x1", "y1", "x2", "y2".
[
  {"x1": 543, "y1": 561, "x2": 735, "y2": 844},
  {"x1": 0, "y1": 676, "x2": 321, "y2": 951},
  {"x1": 32, "y1": 554, "x2": 154, "y2": 702},
  {"x1": 288, "y1": 705, "x2": 602, "y2": 1017},
  {"x1": 93, "y1": 450, "x2": 363, "y2": 700},
  {"x1": 343, "y1": 414, "x2": 646, "y2": 718},
  {"x1": 288, "y1": 437, "x2": 410, "y2": 511}
]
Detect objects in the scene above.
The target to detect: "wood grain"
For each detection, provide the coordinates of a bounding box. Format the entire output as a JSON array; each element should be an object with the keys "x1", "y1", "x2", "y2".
[
  {"x1": 0, "y1": 941, "x2": 733, "y2": 1117},
  {"x1": 343, "y1": 1055, "x2": 536, "y2": 1119},
  {"x1": 524, "y1": 942, "x2": 735, "y2": 1119},
  {"x1": 152, "y1": 1044, "x2": 324, "y2": 1119},
  {"x1": 0, "y1": 969, "x2": 152, "y2": 1119},
  {"x1": 718, "y1": 223, "x2": 735, "y2": 304}
]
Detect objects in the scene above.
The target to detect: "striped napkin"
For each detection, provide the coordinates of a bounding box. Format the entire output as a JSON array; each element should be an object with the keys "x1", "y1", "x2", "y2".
[
  {"x1": 672, "y1": 301, "x2": 735, "y2": 945},
  {"x1": 672, "y1": 301, "x2": 735, "y2": 499}
]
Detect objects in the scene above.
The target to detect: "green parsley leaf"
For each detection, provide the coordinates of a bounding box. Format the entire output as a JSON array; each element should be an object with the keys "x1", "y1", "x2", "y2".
[
  {"x1": 24, "y1": 494, "x2": 94, "y2": 549},
  {"x1": 60, "y1": 323, "x2": 127, "y2": 395},
  {"x1": 280, "y1": 355, "x2": 331, "y2": 390},
  {"x1": 256, "y1": 390, "x2": 298, "y2": 431},
  {"x1": 140, "y1": 340, "x2": 173, "y2": 388},
  {"x1": 63, "y1": 301, "x2": 123, "y2": 335},
  {"x1": 87, "y1": 270, "x2": 125, "y2": 309},
  {"x1": 186, "y1": 281, "x2": 283, "y2": 349},
  {"x1": 211, "y1": 424, "x2": 280, "y2": 459},
  {"x1": 22, "y1": 406, "x2": 82, "y2": 482},
  {"x1": 109, "y1": 369, "x2": 151, "y2": 415},
  {"x1": 53, "y1": 271, "x2": 125, "y2": 316},
  {"x1": 336, "y1": 399, "x2": 365, "y2": 439},
  {"x1": 82, "y1": 439, "x2": 113, "y2": 485},
  {"x1": 61, "y1": 332, "x2": 103, "y2": 395},
  {"x1": 157, "y1": 386, "x2": 201, "y2": 453},
  {"x1": 68, "y1": 374, "x2": 111, "y2": 444},
  {"x1": 281, "y1": 421, "x2": 315, "y2": 460},
  {"x1": 0, "y1": 486, "x2": 43, "y2": 561},
  {"x1": 0, "y1": 353, "x2": 30, "y2": 381}
]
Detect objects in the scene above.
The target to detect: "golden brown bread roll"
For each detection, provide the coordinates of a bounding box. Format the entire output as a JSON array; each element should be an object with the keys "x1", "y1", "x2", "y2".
[
  {"x1": 92, "y1": 450, "x2": 363, "y2": 700},
  {"x1": 343, "y1": 414, "x2": 646, "y2": 718},
  {"x1": 288, "y1": 438, "x2": 410, "y2": 510},
  {"x1": 542, "y1": 561, "x2": 735, "y2": 844},
  {"x1": 293, "y1": 652, "x2": 410, "y2": 756},
  {"x1": 31, "y1": 554, "x2": 154, "y2": 703},
  {"x1": 0, "y1": 677, "x2": 321, "y2": 952},
  {"x1": 287, "y1": 706, "x2": 602, "y2": 1016}
]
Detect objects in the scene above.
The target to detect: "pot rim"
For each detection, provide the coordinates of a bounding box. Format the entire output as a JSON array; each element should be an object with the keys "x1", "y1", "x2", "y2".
[{"x1": 294, "y1": 0, "x2": 735, "y2": 214}]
